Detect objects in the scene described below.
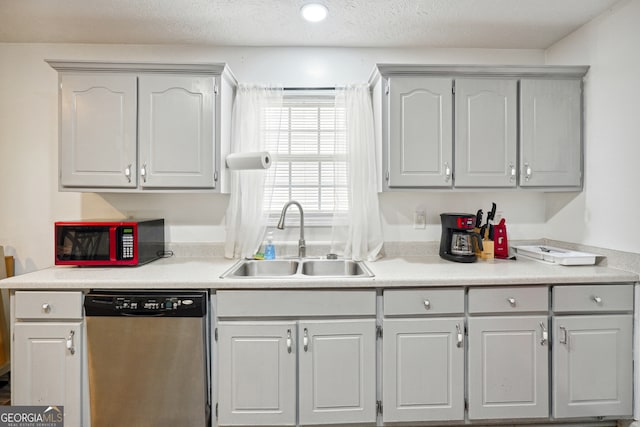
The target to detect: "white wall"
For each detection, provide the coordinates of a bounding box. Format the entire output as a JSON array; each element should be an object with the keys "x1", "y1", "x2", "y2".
[
  {"x1": 0, "y1": 43, "x2": 550, "y2": 273},
  {"x1": 544, "y1": 0, "x2": 640, "y2": 254}
]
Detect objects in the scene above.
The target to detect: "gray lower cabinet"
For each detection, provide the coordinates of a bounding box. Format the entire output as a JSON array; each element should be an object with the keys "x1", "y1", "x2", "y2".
[
  {"x1": 298, "y1": 320, "x2": 377, "y2": 425},
  {"x1": 215, "y1": 290, "x2": 377, "y2": 427},
  {"x1": 12, "y1": 291, "x2": 84, "y2": 427},
  {"x1": 552, "y1": 284, "x2": 634, "y2": 418},
  {"x1": 217, "y1": 319, "x2": 376, "y2": 426},
  {"x1": 467, "y1": 286, "x2": 550, "y2": 420},
  {"x1": 217, "y1": 321, "x2": 297, "y2": 426},
  {"x1": 382, "y1": 318, "x2": 465, "y2": 422}
]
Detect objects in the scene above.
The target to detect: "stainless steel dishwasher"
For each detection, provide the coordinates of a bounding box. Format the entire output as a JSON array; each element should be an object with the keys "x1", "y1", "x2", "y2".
[{"x1": 84, "y1": 291, "x2": 210, "y2": 427}]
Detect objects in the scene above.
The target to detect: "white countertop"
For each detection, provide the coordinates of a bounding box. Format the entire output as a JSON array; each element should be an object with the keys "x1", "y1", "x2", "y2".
[{"x1": 0, "y1": 255, "x2": 637, "y2": 290}]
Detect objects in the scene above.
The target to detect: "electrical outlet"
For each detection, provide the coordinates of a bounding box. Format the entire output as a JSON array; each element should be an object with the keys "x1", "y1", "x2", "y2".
[{"x1": 414, "y1": 209, "x2": 426, "y2": 229}]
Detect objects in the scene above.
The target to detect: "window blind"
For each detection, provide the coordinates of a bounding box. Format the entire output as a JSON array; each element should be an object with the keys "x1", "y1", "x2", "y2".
[{"x1": 263, "y1": 95, "x2": 349, "y2": 226}]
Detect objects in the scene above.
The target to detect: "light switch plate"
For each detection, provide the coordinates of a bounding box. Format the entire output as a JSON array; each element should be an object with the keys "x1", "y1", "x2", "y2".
[{"x1": 413, "y1": 210, "x2": 426, "y2": 229}]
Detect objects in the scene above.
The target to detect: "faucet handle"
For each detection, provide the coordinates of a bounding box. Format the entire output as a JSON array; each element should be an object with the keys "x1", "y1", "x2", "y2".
[{"x1": 326, "y1": 253, "x2": 338, "y2": 260}]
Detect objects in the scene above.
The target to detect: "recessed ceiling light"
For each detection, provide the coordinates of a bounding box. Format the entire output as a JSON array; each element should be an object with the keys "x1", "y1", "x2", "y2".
[{"x1": 300, "y1": 3, "x2": 328, "y2": 22}]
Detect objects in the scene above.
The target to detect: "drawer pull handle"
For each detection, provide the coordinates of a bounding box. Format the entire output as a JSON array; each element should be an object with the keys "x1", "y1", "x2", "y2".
[
  {"x1": 303, "y1": 328, "x2": 309, "y2": 352},
  {"x1": 66, "y1": 330, "x2": 76, "y2": 355},
  {"x1": 540, "y1": 322, "x2": 548, "y2": 346},
  {"x1": 42, "y1": 303, "x2": 51, "y2": 314},
  {"x1": 593, "y1": 296, "x2": 602, "y2": 304},
  {"x1": 507, "y1": 297, "x2": 516, "y2": 307},
  {"x1": 286, "y1": 329, "x2": 292, "y2": 354},
  {"x1": 423, "y1": 299, "x2": 431, "y2": 310},
  {"x1": 456, "y1": 324, "x2": 463, "y2": 348},
  {"x1": 559, "y1": 326, "x2": 568, "y2": 345}
]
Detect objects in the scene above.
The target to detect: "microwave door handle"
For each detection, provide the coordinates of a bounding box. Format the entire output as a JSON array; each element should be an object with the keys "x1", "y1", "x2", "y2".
[{"x1": 110, "y1": 226, "x2": 119, "y2": 261}]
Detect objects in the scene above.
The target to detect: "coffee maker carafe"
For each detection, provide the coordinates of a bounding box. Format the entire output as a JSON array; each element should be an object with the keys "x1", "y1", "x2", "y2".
[{"x1": 440, "y1": 213, "x2": 483, "y2": 263}]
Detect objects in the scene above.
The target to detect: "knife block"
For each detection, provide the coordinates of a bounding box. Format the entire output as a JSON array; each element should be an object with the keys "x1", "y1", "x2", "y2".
[{"x1": 478, "y1": 239, "x2": 494, "y2": 260}]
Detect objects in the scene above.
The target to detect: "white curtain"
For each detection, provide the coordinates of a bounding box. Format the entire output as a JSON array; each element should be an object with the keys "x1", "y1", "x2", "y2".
[
  {"x1": 331, "y1": 84, "x2": 384, "y2": 261},
  {"x1": 224, "y1": 84, "x2": 283, "y2": 259}
]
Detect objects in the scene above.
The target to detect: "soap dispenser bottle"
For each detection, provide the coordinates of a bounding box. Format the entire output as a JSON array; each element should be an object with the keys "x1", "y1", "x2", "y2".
[{"x1": 264, "y1": 231, "x2": 276, "y2": 260}]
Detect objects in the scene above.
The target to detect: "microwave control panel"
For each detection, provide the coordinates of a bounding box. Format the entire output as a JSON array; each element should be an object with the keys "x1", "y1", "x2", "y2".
[{"x1": 119, "y1": 226, "x2": 134, "y2": 260}]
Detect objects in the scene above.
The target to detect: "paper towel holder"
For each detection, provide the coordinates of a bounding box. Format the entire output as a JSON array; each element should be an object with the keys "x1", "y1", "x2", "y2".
[{"x1": 225, "y1": 151, "x2": 272, "y2": 170}]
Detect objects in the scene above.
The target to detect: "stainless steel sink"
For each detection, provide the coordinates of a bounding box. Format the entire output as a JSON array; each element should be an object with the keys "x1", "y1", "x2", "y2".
[
  {"x1": 300, "y1": 259, "x2": 372, "y2": 277},
  {"x1": 224, "y1": 259, "x2": 299, "y2": 277},
  {"x1": 220, "y1": 258, "x2": 373, "y2": 279}
]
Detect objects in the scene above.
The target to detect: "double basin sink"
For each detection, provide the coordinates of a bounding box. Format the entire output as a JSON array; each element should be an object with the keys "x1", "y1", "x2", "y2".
[{"x1": 221, "y1": 258, "x2": 374, "y2": 279}]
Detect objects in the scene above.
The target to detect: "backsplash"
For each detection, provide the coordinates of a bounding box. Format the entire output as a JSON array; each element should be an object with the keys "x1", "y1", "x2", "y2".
[{"x1": 168, "y1": 240, "x2": 640, "y2": 276}]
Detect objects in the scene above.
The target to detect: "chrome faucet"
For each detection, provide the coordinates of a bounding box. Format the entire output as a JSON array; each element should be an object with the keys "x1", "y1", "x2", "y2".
[{"x1": 276, "y1": 200, "x2": 306, "y2": 258}]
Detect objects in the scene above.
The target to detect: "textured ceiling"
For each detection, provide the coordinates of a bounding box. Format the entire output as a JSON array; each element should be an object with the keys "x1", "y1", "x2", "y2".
[{"x1": 0, "y1": 0, "x2": 620, "y2": 48}]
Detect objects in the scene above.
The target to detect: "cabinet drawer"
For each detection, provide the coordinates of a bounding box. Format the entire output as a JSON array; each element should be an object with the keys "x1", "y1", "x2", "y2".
[
  {"x1": 384, "y1": 289, "x2": 464, "y2": 316},
  {"x1": 14, "y1": 291, "x2": 83, "y2": 320},
  {"x1": 553, "y1": 285, "x2": 633, "y2": 313},
  {"x1": 468, "y1": 286, "x2": 548, "y2": 314}
]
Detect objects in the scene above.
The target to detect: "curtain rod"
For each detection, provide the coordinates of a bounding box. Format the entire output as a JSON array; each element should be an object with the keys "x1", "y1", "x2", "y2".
[{"x1": 283, "y1": 87, "x2": 335, "y2": 91}]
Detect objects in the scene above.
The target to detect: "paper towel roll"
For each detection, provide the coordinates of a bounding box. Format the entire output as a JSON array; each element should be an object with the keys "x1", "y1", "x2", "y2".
[{"x1": 225, "y1": 152, "x2": 272, "y2": 170}]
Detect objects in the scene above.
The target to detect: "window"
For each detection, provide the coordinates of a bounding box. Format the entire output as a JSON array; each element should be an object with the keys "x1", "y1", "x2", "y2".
[{"x1": 263, "y1": 93, "x2": 349, "y2": 225}]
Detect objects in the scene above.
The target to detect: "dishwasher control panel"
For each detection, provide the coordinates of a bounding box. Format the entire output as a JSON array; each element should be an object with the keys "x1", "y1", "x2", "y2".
[{"x1": 84, "y1": 291, "x2": 207, "y2": 317}]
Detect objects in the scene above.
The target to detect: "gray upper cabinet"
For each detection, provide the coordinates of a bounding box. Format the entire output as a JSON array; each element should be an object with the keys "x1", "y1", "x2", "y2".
[
  {"x1": 454, "y1": 79, "x2": 518, "y2": 187},
  {"x1": 138, "y1": 74, "x2": 215, "y2": 188},
  {"x1": 59, "y1": 73, "x2": 137, "y2": 188},
  {"x1": 387, "y1": 77, "x2": 453, "y2": 188},
  {"x1": 370, "y1": 64, "x2": 588, "y2": 191},
  {"x1": 48, "y1": 61, "x2": 237, "y2": 192},
  {"x1": 520, "y1": 79, "x2": 583, "y2": 188}
]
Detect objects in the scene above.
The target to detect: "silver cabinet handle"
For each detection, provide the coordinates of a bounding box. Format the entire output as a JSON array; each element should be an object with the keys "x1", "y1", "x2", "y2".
[
  {"x1": 286, "y1": 329, "x2": 292, "y2": 354},
  {"x1": 66, "y1": 330, "x2": 76, "y2": 355},
  {"x1": 593, "y1": 296, "x2": 602, "y2": 304},
  {"x1": 540, "y1": 322, "x2": 548, "y2": 346},
  {"x1": 444, "y1": 162, "x2": 451, "y2": 183},
  {"x1": 509, "y1": 163, "x2": 516, "y2": 182},
  {"x1": 559, "y1": 326, "x2": 568, "y2": 345},
  {"x1": 303, "y1": 328, "x2": 309, "y2": 352},
  {"x1": 456, "y1": 324, "x2": 463, "y2": 348},
  {"x1": 524, "y1": 162, "x2": 532, "y2": 181},
  {"x1": 42, "y1": 303, "x2": 51, "y2": 314},
  {"x1": 140, "y1": 163, "x2": 147, "y2": 183},
  {"x1": 125, "y1": 164, "x2": 132, "y2": 183},
  {"x1": 423, "y1": 299, "x2": 431, "y2": 310},
  {"x1": 507, "y1": 297, "x2": 516, "y2": 307}
]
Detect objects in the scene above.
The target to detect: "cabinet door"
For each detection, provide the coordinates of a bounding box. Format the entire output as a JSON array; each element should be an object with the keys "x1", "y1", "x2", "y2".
[
  {"x1": 13, "y1": 322, "x2": 82, "y2": 427},
  {"x1": 217, "y1": 322, "x2": 296, "y2": 426},
  {"x1": 298, "y1": 319, "x2": 376, "y2": 425},
  {"x1": 553, "y1": 315, "x2": 632, "y2": 418},
  {"x1": 138, "y1": 74, "x2": 216, "y2": 188},
  {"x1": 520, "y1": 79, "x2": 582, "y2": 187},
  {"x1": 60, "y1": 74, "x2": 137, "y2": 188},
  {"x1": 468, "y1": 316, "x2": 549, "y2": 420},
  {"x1": 388, "y1": 77, "x2": 453, "y2": 188},
  {"x1": 383, "y1": 318, "x2": 465, "y2": 423},
  {"x1": 455, "y1": 79, "x2": 517, "y2": 187}
]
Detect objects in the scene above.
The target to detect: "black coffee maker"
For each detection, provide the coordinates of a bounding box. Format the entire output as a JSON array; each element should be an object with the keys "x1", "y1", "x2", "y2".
[{"x1": 440, "y1": 213, "x2": 483, "y2": 263}]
